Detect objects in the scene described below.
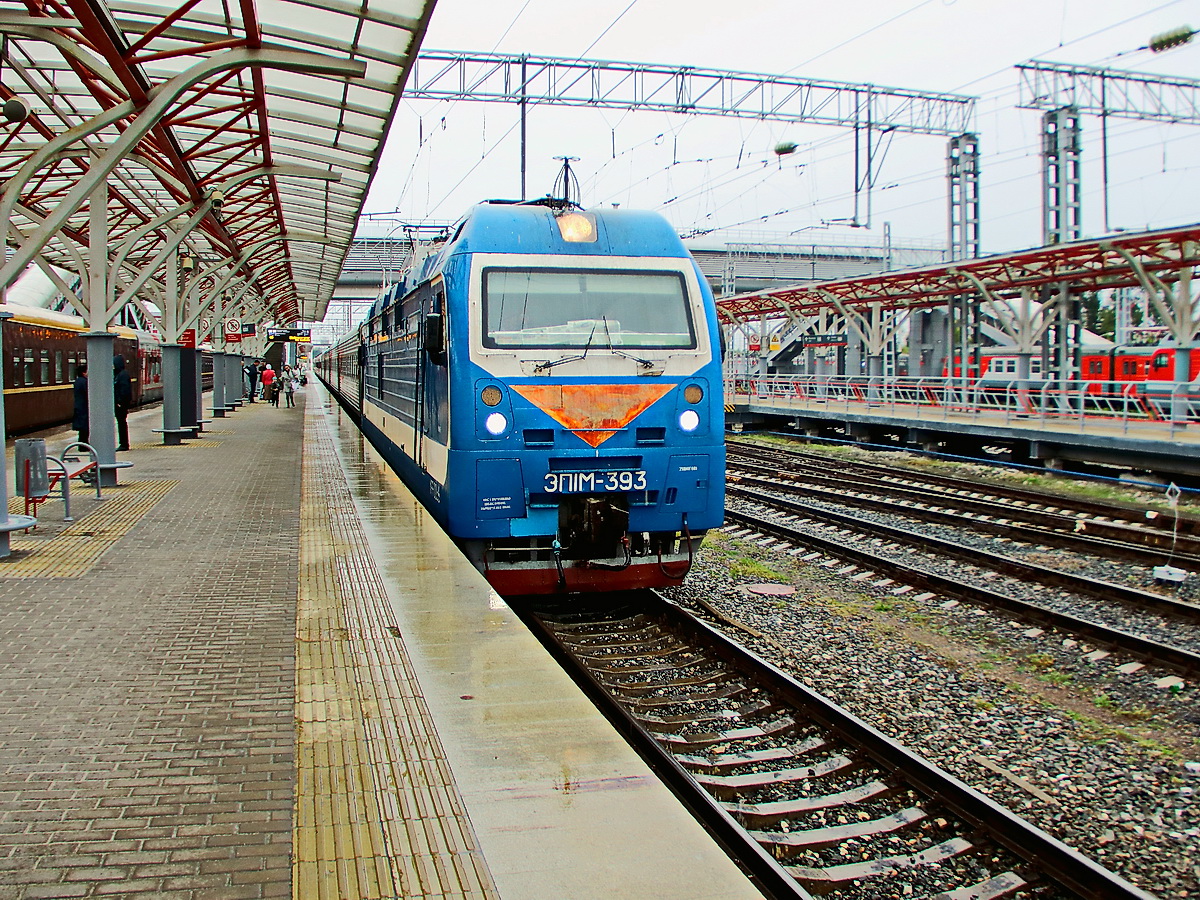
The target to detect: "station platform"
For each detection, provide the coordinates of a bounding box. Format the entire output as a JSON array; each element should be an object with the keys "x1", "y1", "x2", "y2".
[{"x1": 0, "y1": 385, "x2": 760, "y2": 900}]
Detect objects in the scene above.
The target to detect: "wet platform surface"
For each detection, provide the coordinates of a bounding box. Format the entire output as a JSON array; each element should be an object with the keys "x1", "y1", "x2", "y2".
[{"x1": 0, "y1": 385, "x2": 761, "y2": 900}]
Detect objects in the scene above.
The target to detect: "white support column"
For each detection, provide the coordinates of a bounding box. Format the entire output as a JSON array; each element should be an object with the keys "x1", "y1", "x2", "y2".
[
  {"x1": 159, "y1": 248, "x2": 192, "y2": 444},
  {"x1": 84, "y1": 180, "x2": 122, "y2": 486}
]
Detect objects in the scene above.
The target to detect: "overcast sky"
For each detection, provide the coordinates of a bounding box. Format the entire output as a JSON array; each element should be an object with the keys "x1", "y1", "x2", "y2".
[{"x1": 364, "y1": 0, "x2": 1200, "y2": 255}]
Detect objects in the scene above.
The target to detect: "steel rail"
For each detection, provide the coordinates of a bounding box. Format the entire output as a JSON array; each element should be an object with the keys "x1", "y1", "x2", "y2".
[
  {"x1": 727, "y1": 439, "x2": 1200, "y2": 537},
  {"x1": 516, "y1": 592, "x2": 1157, "y2": 900},
  {"x1": 514, "y1": 597, "x2": 807, "y2": 900},
  {"x1": 727, "y1": 458, "x2": 1200, "y2": 571},
  {"x1": 724, "y1": 499, "x2": 1200, "y2": 675},
  {"x1": 728, "y1": 480, "x2": 1200, "y2": 625}
]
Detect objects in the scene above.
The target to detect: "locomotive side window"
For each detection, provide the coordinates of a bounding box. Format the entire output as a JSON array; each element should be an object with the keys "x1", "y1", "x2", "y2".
[
  {"x1": 1123, "y1": 360, "x2": 1138, "y2": 376},
  {"x1": 40, "y1": 350, "x2": 50, "y2": 384},
  {"x1": 24, "y1": 349, "x2": 34, "y2": 385},
  {"x1": 55, "y1": 350, "x2": 64, "y2": 383},
  {"x1": 482, "y1": 268, "x2": 695, "y2": 350}
]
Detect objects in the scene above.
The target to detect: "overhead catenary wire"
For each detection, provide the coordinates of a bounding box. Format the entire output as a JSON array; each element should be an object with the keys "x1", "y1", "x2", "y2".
[{"x1": 384, "y1": 0, "x2": 1196, "y2": 249}]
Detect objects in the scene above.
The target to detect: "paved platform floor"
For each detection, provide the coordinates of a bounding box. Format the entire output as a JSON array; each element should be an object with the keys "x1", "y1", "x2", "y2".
[{"x1": 0, "y1": 385, "x2": 762, "y2": 900}]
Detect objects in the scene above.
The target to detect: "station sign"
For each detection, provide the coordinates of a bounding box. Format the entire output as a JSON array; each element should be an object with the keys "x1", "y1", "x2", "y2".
[
  {"x1": 266, "y1": 327, "x2": 312, "y2": 344},
  {"x1": 224, "y1": 317, "x2": 242, "y2": 343},
  {"x1": 241, "y1": 322, "x2": 257, "y2": 336},
  {"x1": 799, "y1": 333, "x2": 848, "y2": 347},
  {"x1": 179, "y1": 328, "x2": 196, "y2": 348}
]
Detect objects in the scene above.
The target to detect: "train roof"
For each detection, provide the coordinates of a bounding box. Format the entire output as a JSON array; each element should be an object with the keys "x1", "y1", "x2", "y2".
[
  {"x1": 4, "y1": 303, "x2": 145, "y2": 341},
  {"x1": 369, "y1": 203, "x2": 697, "y2": 321},
  {"x1": 450, "y1": 201, "x2": 690, "y2": 259}
]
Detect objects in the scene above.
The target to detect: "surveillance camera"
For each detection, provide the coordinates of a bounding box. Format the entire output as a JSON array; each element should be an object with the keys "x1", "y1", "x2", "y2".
[
  {"x1": 209, "y1": 189, "x2": 225, "y2": 210},
  {"x1": 2, "y1": 97, "x2": 29, "y2": 124}
]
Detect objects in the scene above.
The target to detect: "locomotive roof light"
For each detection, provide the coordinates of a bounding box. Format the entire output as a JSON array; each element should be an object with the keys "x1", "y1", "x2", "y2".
[
  {"x1": 555, "y1": 211, "x2": 597, "y2": 243},
  {"x1": 678, "y1": 409, "x2": 700, "y2": 432},
  {"x1": 485, "y1": 411, "x2": 508, "y2": 435}
]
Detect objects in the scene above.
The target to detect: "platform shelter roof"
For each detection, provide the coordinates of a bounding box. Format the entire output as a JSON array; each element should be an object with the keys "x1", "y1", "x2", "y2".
[
  {"x1": 716, "y1": 224, "x2": 1200, "y2": 325},
  {"x1": 0, "y1": 0, "x2": 436, "y2": 325}
]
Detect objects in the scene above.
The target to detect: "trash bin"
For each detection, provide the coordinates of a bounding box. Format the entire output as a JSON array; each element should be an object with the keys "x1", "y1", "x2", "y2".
[{"x1": 14, "y1": 438, "x2": 49, "y2": 498}]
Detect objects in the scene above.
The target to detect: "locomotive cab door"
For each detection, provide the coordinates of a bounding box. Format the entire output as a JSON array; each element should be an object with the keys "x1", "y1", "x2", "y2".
[{"x1": 416, "y1": 278, "x2": 449, "y2": 480}]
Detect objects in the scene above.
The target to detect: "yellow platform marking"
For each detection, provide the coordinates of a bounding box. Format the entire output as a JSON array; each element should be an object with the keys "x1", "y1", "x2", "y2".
[
  {"x1": 125, "y1": 440, "x2": 224, "y2": 450},
  {"x1": 296, "y1": 404, "x2": 499, "y2": 900},
  {"x1": 3, "y1": 480, "x2": 178, "y2": 578}
]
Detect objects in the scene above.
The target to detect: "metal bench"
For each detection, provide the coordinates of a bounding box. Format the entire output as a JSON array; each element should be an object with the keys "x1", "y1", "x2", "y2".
[{"x1": 23, "y1": 442, "x2": 103, "y2": 523}]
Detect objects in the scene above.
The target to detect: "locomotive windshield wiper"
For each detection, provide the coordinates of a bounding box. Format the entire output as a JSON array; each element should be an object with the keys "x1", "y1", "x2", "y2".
[
  {"x1": 601, "y1": 316, "x2": 657, "y2": 370},
  {"x1": 533, "y1": 322, "x2": 597, "y2": 373}
]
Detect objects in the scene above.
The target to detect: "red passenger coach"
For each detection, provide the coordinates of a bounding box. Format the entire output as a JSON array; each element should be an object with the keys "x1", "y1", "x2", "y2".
[{"x1": 950, "y1": 346, "x2": 1200, "y2": 390}]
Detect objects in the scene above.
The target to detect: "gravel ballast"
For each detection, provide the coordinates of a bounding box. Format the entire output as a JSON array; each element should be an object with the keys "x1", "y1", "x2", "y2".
[{"x1": 666, "y1": 528, "x2": 1200, "y2": 899}]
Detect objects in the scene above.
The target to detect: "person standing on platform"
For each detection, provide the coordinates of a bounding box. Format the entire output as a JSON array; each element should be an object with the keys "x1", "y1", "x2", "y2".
[
  {"x1": 261, "y1": 364, "x2": 277, "y2": 406},
  {"x1": 245, "y1": 361, "x2": 259, "y2": 402},
  {"x1": 72, "y1": 364, "x2": 89, "y2": 446},
  {"x1": 282, "y1": 371, "x2": 296, "y2": 408},
  {"x1": 113, "y1": 355, "x2": 132, "y2": 451}
]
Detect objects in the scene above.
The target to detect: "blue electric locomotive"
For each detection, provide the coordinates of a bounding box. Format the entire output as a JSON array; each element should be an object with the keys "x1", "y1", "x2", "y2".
[{"x1": 318, "y1": 199, "x2": 725, "y2": 594}]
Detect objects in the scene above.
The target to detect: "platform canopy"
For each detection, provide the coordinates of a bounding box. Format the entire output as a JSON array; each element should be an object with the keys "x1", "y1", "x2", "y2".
[
  {"x1": 0, "y1": 0, "x2": 436, "y2": 325},
  {"x1": 717, "y1": 224, "x2": 1200, "y2": 324}
]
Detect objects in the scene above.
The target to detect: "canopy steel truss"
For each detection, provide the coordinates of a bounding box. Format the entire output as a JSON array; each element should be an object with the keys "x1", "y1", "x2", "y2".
[
  {"x1": 717, "y1": 224, "x2": 1200, "y2": 322},
  {"x1": 0, "y1": 0, "x2": 435, "y2": 325}
]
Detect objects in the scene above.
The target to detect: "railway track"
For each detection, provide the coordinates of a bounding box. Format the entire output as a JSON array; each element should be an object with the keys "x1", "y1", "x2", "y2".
[
  {"x1": 517, "y1": 591, "x2": 1156, "y2": 900},
  {"x1": 727, "y1": 457, "x2": 1200, "y2": 572},
  {"x1": 723, "y1": 489, "x2": 1200, "y2": 675},
  {"x1": 727, "y1": 440, "x2": 1200, "y2": 560}
]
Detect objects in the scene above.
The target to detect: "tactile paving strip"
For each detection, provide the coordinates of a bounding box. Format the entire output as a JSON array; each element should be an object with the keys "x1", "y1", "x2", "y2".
[
  {"x1": 126, "y1": 440, "x2": 224, "y2": 450},
  {"x1": 296, "y1": 402, "x2": 499, "y2": 900},
  {"x1": 4, "y1": 479, "x2": 178, "y2": 577}
]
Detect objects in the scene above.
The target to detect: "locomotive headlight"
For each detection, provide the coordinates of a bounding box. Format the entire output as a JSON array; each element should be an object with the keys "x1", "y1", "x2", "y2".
[
  {"x1": 555, "y1": 212, "x2": 597, "y2": 243},
  {"x1": 683, "y1": 384, "x2": 703, "y2": 404},
  {"x1": 678, "y1": 409, "x2": 700, "y2": 432},
  {"x1": 485, "y1": 412, "x2": 509, "y2": 435},
  {"x1": 481, "y1": 385, "x2": 503, "y2": 407}
]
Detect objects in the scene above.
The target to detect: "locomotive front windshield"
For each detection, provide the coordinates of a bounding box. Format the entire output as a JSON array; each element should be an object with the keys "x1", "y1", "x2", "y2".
[{"x1": 482, "y1": 268, "x2": 695, "y2": 350}]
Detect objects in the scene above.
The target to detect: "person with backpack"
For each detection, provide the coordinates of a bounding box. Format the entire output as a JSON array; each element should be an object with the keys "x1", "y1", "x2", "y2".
[{"x1": 113, "y1": 355, "x2": 132, "y2": 451}]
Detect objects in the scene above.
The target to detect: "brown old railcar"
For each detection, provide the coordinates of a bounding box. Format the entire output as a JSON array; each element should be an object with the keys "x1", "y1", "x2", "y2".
[{"x1": 2, "y1": 306, "x2": 163, "y2": 436}]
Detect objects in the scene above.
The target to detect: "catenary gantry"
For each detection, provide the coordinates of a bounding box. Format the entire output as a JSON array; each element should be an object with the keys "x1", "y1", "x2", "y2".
[{"x1": 0, "y1": 0, "x2": 435, "y2": 327}]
